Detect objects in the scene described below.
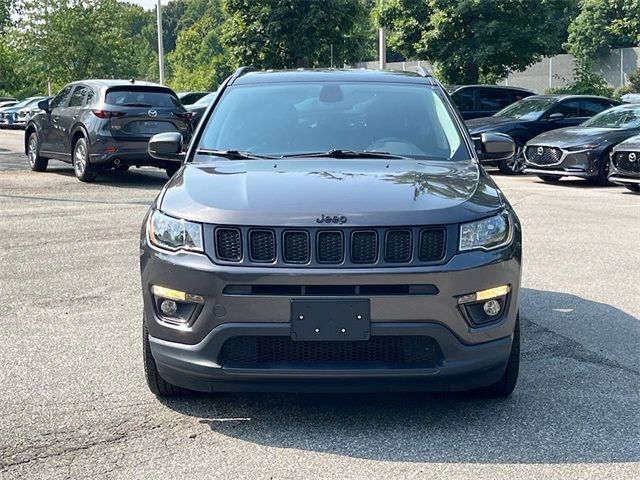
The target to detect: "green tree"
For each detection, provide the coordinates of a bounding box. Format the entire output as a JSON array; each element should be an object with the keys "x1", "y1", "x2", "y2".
[
  {"x1": 221, "y1": 0, "x2": 374, "y2": 69},
  {"x1": 565, "y1": 0, "x2": 640, "y2": 65},
  {"x1": 378, "y1": 0, "x2": 578, "y2": 84}
]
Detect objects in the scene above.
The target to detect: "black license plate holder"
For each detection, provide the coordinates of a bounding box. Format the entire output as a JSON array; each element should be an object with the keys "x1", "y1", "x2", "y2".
[{"x1": 291, "y1": 299, "x2": 370, "y2": 341}]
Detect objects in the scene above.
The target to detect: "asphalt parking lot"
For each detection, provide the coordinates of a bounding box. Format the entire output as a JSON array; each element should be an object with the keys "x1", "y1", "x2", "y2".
[{"x1": 0, "y1": 128, "x2": 638, "y2": 479}]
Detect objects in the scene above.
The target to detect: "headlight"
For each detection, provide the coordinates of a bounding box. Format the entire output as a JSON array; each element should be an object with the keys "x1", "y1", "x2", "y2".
[
  {"x1": 565, "y1": 143, "x2": 600, "y2": 151},
  {"x1": 460, "y1": 212, "x2": 512, "y2": 251},
  {"x1": 148, "y1": 210, "x2": 203, "y2": 252}
]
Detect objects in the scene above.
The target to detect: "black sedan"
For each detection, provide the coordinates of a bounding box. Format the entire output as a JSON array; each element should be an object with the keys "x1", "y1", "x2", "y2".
[
  {"x1": 523, "y1": 104, "x2": 640, "y2": 185},
  {"x1": 608, "y1": 134, "x2": 640, "y2": 192},
  {"x1": 467, "y1": 95, "x2": 619, "y2": 174}
]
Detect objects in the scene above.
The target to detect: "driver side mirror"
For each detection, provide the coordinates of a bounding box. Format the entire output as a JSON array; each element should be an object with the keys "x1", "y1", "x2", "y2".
[
  {"x1": 37, "y1": 99, "x2": 50, "y2": 113},
  {"x1": 478, "y1": 132, "x2": 515, "y2": 161},
  {"x1": 149, "y1": 132, "x2": 185, "y2": 162},
  {"x1": 547, "y1": 112, "x2": 565, "y2": 121}
]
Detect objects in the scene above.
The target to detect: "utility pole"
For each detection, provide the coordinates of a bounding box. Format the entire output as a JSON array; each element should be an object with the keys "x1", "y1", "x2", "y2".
[
  {"x1": 378, "y1": 0, "x2": 386, "y2": 69},
  {"x1": 156, "y1": 0, "x2": 165, "y2": 85}
]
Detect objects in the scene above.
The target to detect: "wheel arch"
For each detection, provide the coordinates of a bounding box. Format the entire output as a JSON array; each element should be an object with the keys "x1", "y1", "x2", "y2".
[
  {"x1": 24, "y1": 124, "x2": 38, "y2": 154},
  {"x1": 70, "y1": 125, "x2": 89, "y2": 154}
]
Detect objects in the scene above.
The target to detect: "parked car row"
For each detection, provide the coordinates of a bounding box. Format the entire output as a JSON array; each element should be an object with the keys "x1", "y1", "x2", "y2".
[
  {"x1": 0, "y1": 96, "x2": 48, "y2": 128},
  {"x1": 460, "y1": 91, "x2": 640, "y2": 192}
]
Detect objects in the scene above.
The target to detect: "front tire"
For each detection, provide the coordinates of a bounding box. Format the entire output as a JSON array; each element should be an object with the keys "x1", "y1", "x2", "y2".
[
  {"x1": 594, "y1": 155, "x2": 614, "y2": 186},
  {"x1": 625, "y1": 184, "x2": 640, "y2": 193},
  {"x1": 497, "y1": 142, "x2": 526, "y2": 175},
  {"x1": 73, "y1": 137, "x2": 98, "y2": 182},
  {"x1": 27, "y1": 132, "x2": 48, "y2": 172},
  {"x1": 143, "y1": 322, "x2": 188, "y2": 397},
  {"x1": 475, "y1": 315, "x2": 520, "y2": 398}
]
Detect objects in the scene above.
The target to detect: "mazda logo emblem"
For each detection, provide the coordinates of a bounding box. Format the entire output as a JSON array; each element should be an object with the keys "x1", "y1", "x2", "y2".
[
  {"x1": 629, "y1": 152, "x2": 637, "y2": 162},
  {"x1": 148, "y1": 109, "x2": 158, "y2": 118},
  {"x1": 537, "y1": 146, "x2": 544, "y2": 156}
]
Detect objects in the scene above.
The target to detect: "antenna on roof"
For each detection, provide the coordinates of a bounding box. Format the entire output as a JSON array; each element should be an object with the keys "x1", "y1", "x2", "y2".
[{"x1": 130, "y1": 78, "x2": 135, "y2": 84}]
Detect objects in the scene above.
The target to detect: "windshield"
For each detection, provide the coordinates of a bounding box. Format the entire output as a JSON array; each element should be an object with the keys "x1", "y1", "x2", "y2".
[
  {"x1": 494, "y1": 97, "x2": 556, "y2": 120},
  {"x1": 8, "y1": 97, "x2": 39, "y2": 109},
  {"x1": 197, "y1": 82, "x2": 468, "y2": 161},
  {"x1": 194, "y1": 92, "x2": 217, "y2": 106},
  {"x1": 581, "y1": 106, "x2": 640, "y2": 128}
]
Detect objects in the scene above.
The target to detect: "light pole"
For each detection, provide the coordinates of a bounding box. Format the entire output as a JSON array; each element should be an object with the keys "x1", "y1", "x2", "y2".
[
  {"x1": 378, "y1": 0, "x2": 386, "y2": 69},
  {"x1": 156, "y1": 0, "x2": 165, "y2": 84}
]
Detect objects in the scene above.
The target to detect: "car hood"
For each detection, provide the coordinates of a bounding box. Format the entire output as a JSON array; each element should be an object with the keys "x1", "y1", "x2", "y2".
[
  {"x1": 466, "y1": 116, "x2": 521, "y2": 134},
  {"x1": 527, "y1": 127, "x2": 640, "y2": 148},
  {"x1": 612, "y1": 134, "x2": 640, "y2": 152},
  {"x1": 159, "y1": 159, "x2": 505, "y2": 227}
]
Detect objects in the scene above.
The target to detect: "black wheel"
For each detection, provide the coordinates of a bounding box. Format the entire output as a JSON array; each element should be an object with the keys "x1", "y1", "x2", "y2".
[
  {"x1": 475, "y1": 315, "x2": 520, "y2": 398},
  {"x1": 114, "y1": 164, "x2": 130, "y2": 172},
  {"x1": 537, "y1": 174, "x2": 562, "y2": 183},
  {"x1": 497, "y1": 142, "x2": 526, "y2": 175},
  {"x1": 73, "y1": 137, "x2": 98, "y2": 182},
  {"x1": 594, "y1": 155, "x2": 614, "y2": 186},
  {"x1": 165, "y1": 163, "x2": 181, "y2": 178},
  {"x1": 625, "y1": 184, "x2": 640, "y2": 193},
  {"x1": 143, "y1": 321, "x2": 188, "y2": 397},
  {"x1": 27, "y1": 132, "x2": 48, "y2": 172}
]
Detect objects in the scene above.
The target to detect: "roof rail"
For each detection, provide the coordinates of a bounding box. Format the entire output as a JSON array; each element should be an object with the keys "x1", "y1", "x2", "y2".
[
  {"x1": 232, "y1": 66, "x2": 258, "y2": 78},
  {"x1": 404, "y1": 65, "x2": 431, "y2": 77}
]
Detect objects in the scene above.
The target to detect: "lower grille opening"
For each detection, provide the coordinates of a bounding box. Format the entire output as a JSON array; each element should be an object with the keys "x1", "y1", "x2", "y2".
[
  {"x1": 218, "y1": 335, "x2": 444, "y2": 369},
  {"x1": 222, "y1": 284, "x2": 439, "y2": 296}
]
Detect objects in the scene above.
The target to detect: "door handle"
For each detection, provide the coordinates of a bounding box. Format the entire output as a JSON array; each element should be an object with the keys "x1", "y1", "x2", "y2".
[
  {"x1": 52, "y1": 116, "x2": 59, "y2": 122},
  {"x1": 72, "y1": 114, "x2": 78, "y2": 120}
]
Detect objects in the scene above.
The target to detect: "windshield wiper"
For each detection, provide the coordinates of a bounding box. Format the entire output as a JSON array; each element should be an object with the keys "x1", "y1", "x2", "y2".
[
  {"x1": 195, "y1": 149, "x2": 275, "y2": 160},
  {"x1": 280, "y1": 149, "x2": 408, "y2": 159}
]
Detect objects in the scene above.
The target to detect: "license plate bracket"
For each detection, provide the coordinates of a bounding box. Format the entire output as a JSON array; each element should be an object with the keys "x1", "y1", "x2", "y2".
[{"x1": 291, "y1": 299, "x2": 370, "y2": 341}]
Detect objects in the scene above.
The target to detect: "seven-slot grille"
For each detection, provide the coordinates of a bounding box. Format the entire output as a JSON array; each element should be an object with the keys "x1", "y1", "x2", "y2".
[
  {"x1": 525, "y1": 146, "x2": 563, "y2": 166},
  {"x1": 612, "y1": 151, "x2": 640, "y2": 175},
  {"x1": 213, "y1": 226, "x2": 448, "y2": 267}
]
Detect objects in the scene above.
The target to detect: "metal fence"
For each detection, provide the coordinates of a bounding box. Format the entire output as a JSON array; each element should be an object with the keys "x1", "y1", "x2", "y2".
[{"x1": 355, "y1": 47, "x2": 640, "y2": 94}]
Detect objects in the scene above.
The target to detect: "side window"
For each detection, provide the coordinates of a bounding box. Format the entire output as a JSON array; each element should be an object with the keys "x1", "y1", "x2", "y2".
[
  {"x1": 68, "y1": 86, "x2": 89, "y2": 107},
  {"x1": 479, "y1": 89, "x2": 512, "y2": 111},
  {"x1": 50, "y1": 86, "x2": 73, "y2": 109},
  {"x1": 548, "y1": 100, "x2": 580, "y2": 118},
  {"x1": 579, "y1": 100, "x2": 611, "y2": 117},
  {"x1": 84, "y1": 88, "x2": 95, "y2": 106},
  {"x1": 452, "y1": 89, "x2": 475, "y2": 111},
  {"x1": 511, "y1": 91, "x2": 529, "y2": 103}
]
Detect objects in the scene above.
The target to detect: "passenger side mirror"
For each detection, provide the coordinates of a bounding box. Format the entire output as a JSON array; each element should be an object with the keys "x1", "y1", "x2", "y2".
[
  {"x1": 548, "y1": 112, "x2": 565, "y2": 121},
  {"x1": 37, "y1": 99, "x2": 50, "y2": 113},
  {"x1": 149, "y1": 132, "x2": 185, "y2": 162},
  {"x1": 478, "y1": 132, "x2": 515, "y2": 161}
]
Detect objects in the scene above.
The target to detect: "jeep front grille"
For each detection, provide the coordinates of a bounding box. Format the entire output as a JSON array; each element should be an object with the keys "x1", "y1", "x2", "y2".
[
  {"x1": 612, "y1": 152, "x2": 640, "y2": 175},
  {"x1": 208, "y1": 225, "x2": 449, "y2": 268},
  {"x1": 218, "y1": 335, "x2": 444, "y2": 368},
  {"x1": 525, "y1": 146, "x2": 563, "y2": 166}
]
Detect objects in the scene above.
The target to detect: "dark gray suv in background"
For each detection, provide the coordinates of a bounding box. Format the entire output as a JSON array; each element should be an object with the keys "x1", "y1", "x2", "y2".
[
  {"x1": 141, "y1": 68, "x2": 522, "y2": 398},
  {"x1": 24, "y1": 80, "x2": 192, "y2": 182}
]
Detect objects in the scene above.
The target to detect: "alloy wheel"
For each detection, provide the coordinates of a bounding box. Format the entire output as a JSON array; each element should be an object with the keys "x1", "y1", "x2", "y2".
[
  {"x1": 28, "y1": 137, "x2": 37, "y2": 167},
  {"x1": 505, "y1": 145, "x2": 526, "y2": 173},
  {"x1": 74, "y1": 142, "x2": 87, "y2": 176}
]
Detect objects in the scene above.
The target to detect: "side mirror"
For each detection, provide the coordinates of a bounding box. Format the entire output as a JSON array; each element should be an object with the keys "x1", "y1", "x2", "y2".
[
  {"x1": 37, "y1": 99, "x2": 50, "y2": 112},
  {"x1": 548, "y1": 112, "x2": 565, "y2": 121},
  {"x1": 478, "y1": 132, "x2": 515, "y2": 161},
  {"x1": 148, "y1": 132, "x2": 185, "y2": 162}
]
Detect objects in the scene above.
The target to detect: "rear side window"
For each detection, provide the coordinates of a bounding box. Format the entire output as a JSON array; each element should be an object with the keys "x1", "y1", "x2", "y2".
[
  {"x1": 69, "y1": 85, "x2": 93, "y2": 107},
  {"x1": 105, "y1": 88, "x2": 181, "y2": 108},
  {"x1": 479, "y1": 89, "x2": 511, "y2": 111},
  {"x1": 579, "y1": 100, "x2": 612, "y2": 117},
  {"x1": 452, "y1": 89, "x2": 475, "y2": 111},
  {"x1": 548, "y1": 101, "x2": 580, "y2": 118}
]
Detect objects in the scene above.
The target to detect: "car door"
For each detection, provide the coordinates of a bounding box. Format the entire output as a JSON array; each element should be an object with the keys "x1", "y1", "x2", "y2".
[
  {"x1": 476, "y1": 88, "x2": 512, "y2": 119},
  {"x1": 40, "y1": 86, "x2": 73, "y2": 156},
  {"x1": 532, "y1": 100, "x2": 583, "y2": 137},
  {"x1": 57, "y1": 85, "x2": 90, "y2": 157}
]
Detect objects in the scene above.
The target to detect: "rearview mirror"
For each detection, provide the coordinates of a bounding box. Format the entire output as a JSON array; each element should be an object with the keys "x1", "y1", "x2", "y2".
[
  {"x1": 478, "y1": 133, "x2": 515, "y2": 161},
  {"x1": 148, "y1": 132, "x2": 185, "y2": 162},
  {"x1": 548, "y1": 112, "x2": 565, "y2": 121},
  {"x1": 37, "y1": 99, "x2": 50, "y2": 112}
]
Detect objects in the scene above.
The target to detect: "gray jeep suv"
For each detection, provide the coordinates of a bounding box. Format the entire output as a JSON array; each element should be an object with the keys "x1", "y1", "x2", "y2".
[{"x1": 140, "y1": 68, "x2": 522, "y2": 398}]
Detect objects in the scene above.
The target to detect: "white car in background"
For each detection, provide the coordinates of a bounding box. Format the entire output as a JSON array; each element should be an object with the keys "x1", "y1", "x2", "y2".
[{"x1": 14, "y1": 97, "x2": 50, "y2": 129}]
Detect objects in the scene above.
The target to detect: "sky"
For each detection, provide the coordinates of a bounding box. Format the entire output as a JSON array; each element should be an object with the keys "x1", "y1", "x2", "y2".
[{"x1": 131, "y1": 0, "x2": 160, "y2": 10}]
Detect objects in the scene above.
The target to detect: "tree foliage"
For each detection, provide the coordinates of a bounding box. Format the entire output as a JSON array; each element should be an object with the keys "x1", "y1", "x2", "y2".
[
  {"x1": 378, "y1": 0, "x2": 579, "y2": 84},
  {"x1": 565, "y1": 0, "x2": 640, "y2": 65},
  {"x1": 221, "y1": 0, "x2": 374, "y2": 69}
]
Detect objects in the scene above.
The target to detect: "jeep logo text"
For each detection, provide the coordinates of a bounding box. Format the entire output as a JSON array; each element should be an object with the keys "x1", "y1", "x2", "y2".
[{"x1": 316, "y1": 214, "x2": 347, "y2": 224}]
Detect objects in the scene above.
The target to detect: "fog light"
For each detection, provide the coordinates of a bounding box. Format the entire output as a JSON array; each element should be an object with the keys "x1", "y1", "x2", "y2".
[
  {"x1": 483, "y1": 299, "x2": 501, "y2": 316},
  {"x1": 160, "y1": 299, "x2": 178, "y2": 316}
]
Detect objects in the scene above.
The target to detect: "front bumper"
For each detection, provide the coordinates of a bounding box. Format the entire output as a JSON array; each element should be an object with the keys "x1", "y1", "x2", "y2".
[{"x1": 524, "y1": 147, "x2": 601, "y2": 178}]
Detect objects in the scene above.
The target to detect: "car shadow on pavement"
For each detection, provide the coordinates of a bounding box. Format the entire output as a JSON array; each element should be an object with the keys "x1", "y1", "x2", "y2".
[
  {"x1": 46, "y1": 165, "x2": 168, "y2": 190},
  {"x1": 161, "y1": 288, "x2": 640, "y2": 464}
]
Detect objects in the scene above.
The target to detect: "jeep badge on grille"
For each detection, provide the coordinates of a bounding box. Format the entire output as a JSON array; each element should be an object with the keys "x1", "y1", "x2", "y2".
[{"x1": 316, "y1": 214, "x2": 347, "y2": 224}]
